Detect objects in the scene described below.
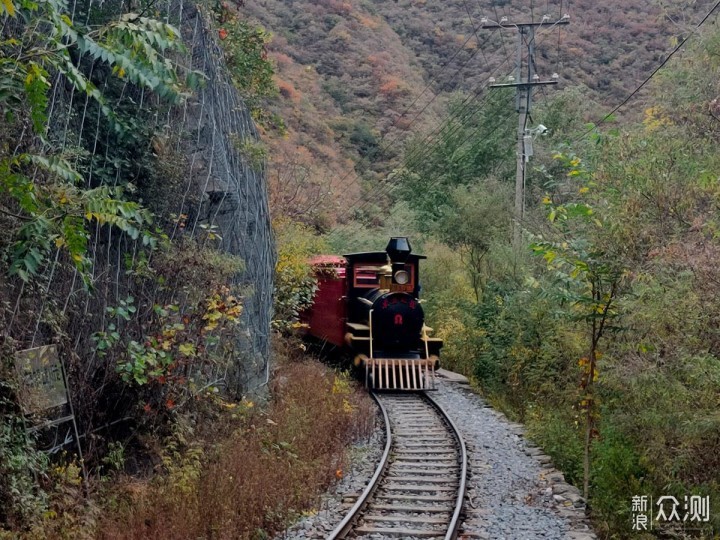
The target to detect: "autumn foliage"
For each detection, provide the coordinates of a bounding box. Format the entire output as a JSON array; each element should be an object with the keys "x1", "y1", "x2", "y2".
[{"x1": 97, "y1": 357, "x2": 375, "y2": 539}]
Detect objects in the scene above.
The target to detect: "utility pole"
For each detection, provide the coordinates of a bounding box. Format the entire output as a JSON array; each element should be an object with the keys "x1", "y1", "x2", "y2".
[{"x1": 483, "y1": 16, "x2": 569, "y2": 258}]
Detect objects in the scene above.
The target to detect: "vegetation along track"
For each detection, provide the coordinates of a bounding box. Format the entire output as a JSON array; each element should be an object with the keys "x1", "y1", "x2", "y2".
[{"x1": 329, "y1": 392, "x2": 468, "y2": 539}]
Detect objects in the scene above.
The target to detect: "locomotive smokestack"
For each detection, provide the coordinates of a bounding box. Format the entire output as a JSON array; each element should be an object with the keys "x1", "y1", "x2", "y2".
[{"x1": 386, "y1": 237, "x2": 412, "y2": 263}]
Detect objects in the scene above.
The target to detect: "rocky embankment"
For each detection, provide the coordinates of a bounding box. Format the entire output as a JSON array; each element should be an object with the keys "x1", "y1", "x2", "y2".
[{"x1": 432, "y1": 372, "x2": 596, "y2": 540}]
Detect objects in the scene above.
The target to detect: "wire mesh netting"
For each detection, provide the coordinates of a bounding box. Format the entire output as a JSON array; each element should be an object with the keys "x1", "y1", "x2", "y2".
[
  {"x1": 1, "y1": 0, "x2": 275, "y2": 453},
  {"x1": 173, "y1": 1, "x2": 275, "y2": 392}
]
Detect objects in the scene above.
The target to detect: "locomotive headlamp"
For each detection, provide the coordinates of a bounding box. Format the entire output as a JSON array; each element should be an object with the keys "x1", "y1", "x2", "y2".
[
  {"x1": 394, "y1": 269, "x2": 410, "y2": 285},
  {"x1": 386, "y1": 237, "x2": 412, "y2": 263}
]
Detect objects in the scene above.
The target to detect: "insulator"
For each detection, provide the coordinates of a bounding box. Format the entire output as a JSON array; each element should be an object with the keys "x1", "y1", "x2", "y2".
[
  {"x1": 481, "y1": 16, "x2": 488, "y2": 24},
  {"x1": 532, "y1": 74, "x2": 540, "y2": 81},
  {"x1": 489, "y1": 77, "x2": 496, "y2": 83},
  {"x1": 551, "y1": 72, "x2": 559, "y2": 79},
  {"x1": 500, "y1": 16, "x2": 508, "y2": 23}
]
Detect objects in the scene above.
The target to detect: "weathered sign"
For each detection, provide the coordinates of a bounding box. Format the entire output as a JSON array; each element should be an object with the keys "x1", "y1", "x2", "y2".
[{"x1": 14, "y1": 345, "x2": 67, "y2": 414}]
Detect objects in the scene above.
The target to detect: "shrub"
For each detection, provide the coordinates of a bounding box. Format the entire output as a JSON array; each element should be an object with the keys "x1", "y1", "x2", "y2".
[
  {"x1": 0, "y1": 416, "x2": 49, "y2": 529},
  {"x1": 97, "y1": 352, "x2": 375, "y2": 539},
  {"x1": 273, "y1": 218, "x2": 328, "y2": 331},
  {"x1": 0, "y1": 351, "x2": 49, "y2": 530}
]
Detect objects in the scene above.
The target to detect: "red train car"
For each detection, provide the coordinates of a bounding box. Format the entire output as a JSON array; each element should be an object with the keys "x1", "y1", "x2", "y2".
[
  {"x1": 302, "y1": 255, "x2": 347, "y2": 347},
  {"x1": 300, "y1": 238, "x2": 442, "y2": 390}
]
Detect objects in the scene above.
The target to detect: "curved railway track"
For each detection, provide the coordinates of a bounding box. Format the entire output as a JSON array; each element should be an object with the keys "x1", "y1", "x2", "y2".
[{"x1": 329, "y1": 392, "x2": 467, "y2": 539}]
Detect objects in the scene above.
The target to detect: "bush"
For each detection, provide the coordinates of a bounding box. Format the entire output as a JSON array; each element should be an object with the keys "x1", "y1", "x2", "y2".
[
  {"x1": 0, "y1": 418, "x2": 48, "y2": 530},
  {"x1": 97, "y1": 350, "x2": 375, "y2": 539},
  {"x1": 273, "y1": 218, "x2": 328, "y2": 331},
  {"x1": 525, "y1": 407, "x2": 583, "y2": 486},
  {"x1": 0, "y1": 353, "x2": 49, "y2": 530},
  {"x1": 589, "y1": 427, "x2": 647, "y2": 535}
]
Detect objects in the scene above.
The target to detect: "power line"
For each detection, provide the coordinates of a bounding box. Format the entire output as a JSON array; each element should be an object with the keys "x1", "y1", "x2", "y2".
[
  {"x1": 572, "y1": 0, "x2": 720, "y2": 143},
  {"x1": 353, "y1": 64, "x2": 514, "y2": 211},
  {"x1": 370, "y1": 0, "x2": 533, "y2": 162},
  {"x1": 349, "y1": 96, "x2": 506, "y2": 216},
  {"x1": 556, "y1": 0, "x2": 563, "y2": 74},
  {"x1": 374, "y1": 0, "x2": 720, "y2": 237},
  {"x1": 335, "y1": 21, "x2": 522, "y2": 214},
  {"x1": 402, "y1": 89, "x2": 510, "y2": 170},
  {"x1": 492, "y1": 4, "x2": 511, "y2": 60},
  {"x1": 394, "y1": 33, "x2": 481, "y2": 128},
  {"x1": 390, "y1": 17, "x2": 559, "y2": 170},
  {"x1": 403, "y1": 89, "x2": 514, "y2": 172},
  {"x1": 355, "y1": 5, "x2": 567, "y2": 219},
  {"x1": 315, "y1": 19, "x2": 500, "y2": 204},
  {"x1": 359, "y1": 101, "x2": 519, "y2": 220},
  {"x1": 400, "y1": 59, "x2": 510, "y2": 161},
  {"x1": 385, "y1": 34, "x2": 492, "y2": 146},
  {"x1": 481, "y1": 14, "x2": 569, "y2": 258},
  {"x1": 398, "y1": 18, "x2": 565, "y2": 168},
  {"x1": 462, "y1": 0, "x2": 489, "y2": 66},
  {"x1": 351, "y1": 90, "x2": 518, "y2": 218},
  {"x1": 383, "y1": 102, "x2": 520, "y2": 216},
  {"x1": 347, "y1": 20, "x2": 567, "y2": 216},
  {"x1": 333, "y1": 9, "x2": 571, "y2": 221},
  {"x1": 273, "y1": 10, "x2": 506, "y2": 225},
  {"x1": 345, "y1": 113, "x2": 517, "y2": 226}
]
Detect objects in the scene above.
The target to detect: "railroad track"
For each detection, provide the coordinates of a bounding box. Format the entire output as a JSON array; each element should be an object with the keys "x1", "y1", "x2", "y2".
[{"x1": 329, "y1": 392, "x2": 467, "y2": 539}]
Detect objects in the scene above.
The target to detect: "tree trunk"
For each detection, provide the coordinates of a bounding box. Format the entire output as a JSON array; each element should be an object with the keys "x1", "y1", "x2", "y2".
[
  {"x1": 583, "y1": 283, "x2": 600, "y2": 501},
  {"x1": 583, "y1": 346, "x2": 595, "y2": 500}
]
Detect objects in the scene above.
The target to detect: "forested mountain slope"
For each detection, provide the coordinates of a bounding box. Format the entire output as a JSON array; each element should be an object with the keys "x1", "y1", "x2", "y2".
[{"x1": 244, "y1": 0, "x2": 716, "y2": 226}]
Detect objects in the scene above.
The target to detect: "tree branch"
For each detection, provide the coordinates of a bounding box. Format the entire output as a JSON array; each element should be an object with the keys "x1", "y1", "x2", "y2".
[{"x1": 0, "y1": 205, "x2": 31, "y2": 221}]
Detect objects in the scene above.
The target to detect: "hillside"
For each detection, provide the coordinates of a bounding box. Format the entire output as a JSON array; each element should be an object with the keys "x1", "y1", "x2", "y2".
[{"x1": 242, "y1": 0, "x2": 717, "y2": 226}]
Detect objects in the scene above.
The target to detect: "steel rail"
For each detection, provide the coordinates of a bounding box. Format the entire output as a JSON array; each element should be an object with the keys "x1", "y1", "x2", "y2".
[
  {"x1": 423, "y1": 391, "x2": 469, "y2": 540},
  {"x1": 328, "y1": 390, "x2": 468, "y2": 539},
  {"x1": 327, "y1": 391, "x2": 392, "y2": 540}
]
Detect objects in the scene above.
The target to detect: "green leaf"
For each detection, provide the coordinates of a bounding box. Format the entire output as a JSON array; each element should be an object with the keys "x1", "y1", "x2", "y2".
[
  {"x1": 178, "y1": 343, "x2": 196, "y2": 357},
  {"x1": 27, "y1": 155, "x2": 82, "y2": 183},
  {"x1": 543, "y1": 250, "x2": 557, "y2": 264}
]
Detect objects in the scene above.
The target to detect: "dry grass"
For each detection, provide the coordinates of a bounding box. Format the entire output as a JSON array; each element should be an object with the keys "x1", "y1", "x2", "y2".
[{"x1": 96, "y1": 355, "x2": 375, "y2": 540}]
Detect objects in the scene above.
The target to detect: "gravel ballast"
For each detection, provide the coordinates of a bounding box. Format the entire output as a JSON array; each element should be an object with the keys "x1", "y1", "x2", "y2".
[{"x1": 278, "y1": 374, "x2": 598, "y2": 540}]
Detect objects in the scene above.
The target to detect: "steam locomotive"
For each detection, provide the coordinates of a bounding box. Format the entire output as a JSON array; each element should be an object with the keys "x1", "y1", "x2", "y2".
[{"x1": 300, "y1": 237, "x2": 443, "y2": 390}]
